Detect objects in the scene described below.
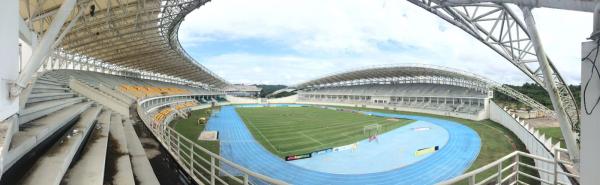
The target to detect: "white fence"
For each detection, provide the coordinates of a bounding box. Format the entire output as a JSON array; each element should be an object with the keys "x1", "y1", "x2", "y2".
[
  {"x1": 136, "y1": 95, "x2": 288, "y2": 185},
  {"x1": 440, "y1": 149, "x2": 578, "y2": 185},
  {"x1": 489, "y1": 101, "x2": 576, "y2": 184}
]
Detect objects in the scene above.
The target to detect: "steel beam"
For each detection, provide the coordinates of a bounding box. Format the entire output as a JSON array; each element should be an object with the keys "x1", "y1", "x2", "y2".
[
  {"x1": 10, "y1": 0, "x2": 77, "y2": 98},
  {"x1": 444, "y1": 0, "x2": 597, "y2": 12},
  {"x1": 521, "y1": 6, "x2": 580, "y2": 168}
]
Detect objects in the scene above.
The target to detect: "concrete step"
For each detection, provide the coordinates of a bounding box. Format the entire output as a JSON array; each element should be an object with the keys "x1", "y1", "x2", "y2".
[
  {"x1": 20, "y1": 105, "x2": 103, "y2": 185},
  {"x1": 45, "y1": 73, "x2": 70, "y2": 81},
  {"x1": 4, "y1": 102, "x2": 93, "y2": 171},
  {"x1": 32, "y1": 83, "x2": 67, "y2": 89},
  {"x1": 48, "y1": 76, "x2": 69, "y2": 82},
  {"x1": 19, "y1": 97, "x2": 86, "y2": 125},
  {"x1": 30, "y1": 88, "x2": 69, "y2": 94},
  {"x1": 36, "y1": 78, "x2": 65, "y2": 86},
  {"x1": 122, "y1": 119, "x2": 159, "y2": 185},
  {"x1": 32, "y1": 85, "x2": 69, "y2": 91},
  {"x1": 106, "y1": 114, "x2": 135, "y2": 185},
  {"x1": 61, "y1": 110, "x2": 112, "y2": 185},
  {"x1": 26, "y1": 93, "x2": 76, "y2": 104},
  {"x1": 36, "y1": 80, "x2": 64, "y2": 87}
]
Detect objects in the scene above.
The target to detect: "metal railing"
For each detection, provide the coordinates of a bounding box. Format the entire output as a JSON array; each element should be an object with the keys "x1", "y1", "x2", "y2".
[
  {"x1": 439, "y1": 149, "x2": 579, "y2": 185},
  {"x1": 136, "y1": 96, "x2": 288, "y2": 185},
  {"x1": 137, "y1": 95, "x2": 579, "y2": 185}
]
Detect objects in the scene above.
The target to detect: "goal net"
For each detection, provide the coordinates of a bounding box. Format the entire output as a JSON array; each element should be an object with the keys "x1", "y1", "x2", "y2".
[{"x1": 363, "y1": 124, "x2": 382, "y2": 142}]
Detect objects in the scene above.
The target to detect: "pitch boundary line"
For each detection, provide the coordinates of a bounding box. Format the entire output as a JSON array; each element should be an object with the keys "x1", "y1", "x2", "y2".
[
  {"x1": 242, "y1": 117, "x2": 281, "y2": 153},
  {"x1": 299, "y1": 131, "x2": 324, "y2": 145}
]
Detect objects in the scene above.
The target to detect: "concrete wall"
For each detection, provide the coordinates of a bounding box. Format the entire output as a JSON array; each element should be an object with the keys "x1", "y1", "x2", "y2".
[
  {"x1": 190, "y1": 104, "x2": 212, "y2": 111},
  {"x1": 266, "y1": 95, "x2": 298, "y2": 104},
  {"x1": 97, "y1": 84, "x2": 134, "y2": 105},
  {"x1": 225, "y1": 95, "x2": 260, "y2": 104},
  {"x1": 69, "y1": 79, "x2": 130, "y2": 117},
  {"x1": 489, "y1": 101, "x2": 570, "y2": 184}
]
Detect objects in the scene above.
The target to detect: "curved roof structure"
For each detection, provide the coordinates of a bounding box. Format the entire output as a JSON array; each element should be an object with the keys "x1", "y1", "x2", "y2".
[
  {"x1": 297, "y1": 63, "x2": 556, "y2": 119},
  {"x1": 20, "y1": 0, "x2": 228, "y2": 87},
  {"x1": 297, "y1": 64, "x2": 494, "y2": 89}
]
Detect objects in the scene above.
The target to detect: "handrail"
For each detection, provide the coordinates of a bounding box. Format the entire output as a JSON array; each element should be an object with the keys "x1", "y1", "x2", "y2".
[
  {"x1": 136, "y1": 95, "x2": 288, "y2": 185},
  {"x1": 439, "y1": 151, "x2": 520, "y2": 185},
  {"x1": 167, "y1": 122, "x2": 286, "y2": 183},
  {"x1": 438, "y1": 149, "x2": 579, "y2": 185}
]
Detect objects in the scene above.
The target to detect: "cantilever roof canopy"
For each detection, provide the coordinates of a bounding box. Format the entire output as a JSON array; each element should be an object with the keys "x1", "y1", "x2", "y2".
[
  {"x1": 19, "y1": 0, "x2": 228, "y2": 88},
  {"x1": 296, "y1": 64, "x2": 494, "y2": 89}
]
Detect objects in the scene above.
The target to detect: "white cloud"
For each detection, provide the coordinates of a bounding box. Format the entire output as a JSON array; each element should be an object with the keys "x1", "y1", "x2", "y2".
[{"x1": 180, "y1": 0, "x2": 592, "y2": 85}]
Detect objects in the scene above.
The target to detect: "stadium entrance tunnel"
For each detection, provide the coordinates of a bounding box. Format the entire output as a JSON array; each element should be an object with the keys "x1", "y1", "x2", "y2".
[{"x1": 204, "y1": 104, "x2": 481, "y2": 185}]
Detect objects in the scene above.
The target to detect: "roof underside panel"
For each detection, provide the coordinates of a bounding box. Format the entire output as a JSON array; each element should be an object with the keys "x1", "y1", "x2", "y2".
[
  {"x1": 297, "y1": 65, "x2": 492, "y2": 88},
  {"x1": 20, "y1": 0, "x2": 228, "y2": 87}
]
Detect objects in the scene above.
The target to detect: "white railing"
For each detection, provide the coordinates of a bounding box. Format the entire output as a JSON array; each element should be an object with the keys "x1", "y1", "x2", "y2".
[
  {"x1": 439, "y1": 149, "x2": 579, "y2": 185},
  {"x1": 136, "y1": 96, "x2": 578, "y2": 185},
  {"x1": 136, "y1": 95, "x2": 288, "y2": 185},
  {"x1": 489, "y1": 101, "x2": 578, "y2": 184}
]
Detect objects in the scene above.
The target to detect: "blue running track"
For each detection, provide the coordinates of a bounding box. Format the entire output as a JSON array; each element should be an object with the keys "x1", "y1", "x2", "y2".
[
  {"x1": 289, "y1": 121, "x2": 449, "y2": 174},
  {"x1": 205, "y1": 105, "x2": 481, "y2": 185}
]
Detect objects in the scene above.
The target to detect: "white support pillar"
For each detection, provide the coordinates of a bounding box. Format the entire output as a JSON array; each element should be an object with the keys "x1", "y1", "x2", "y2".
[
  {"x1": 0, "y1": 0, "x2": 20, "y2": 178},
  {"x1": 10, "y1": 0, "x2": 77, "y2": 98},
  {"x1": 521, "y1": 6, "x2": 580, "y2": 168},
  {"x1": 0, "y1": 0, "x2": 20, "y2": 120},
  {"x1": 581, "y1": 40, "x2": 600, "y2": 185}
]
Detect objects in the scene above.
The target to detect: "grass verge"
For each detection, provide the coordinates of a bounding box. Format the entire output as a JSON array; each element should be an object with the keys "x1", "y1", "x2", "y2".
[{"x1": 538, "y1": 127, "x2": 565, "y2": 148}]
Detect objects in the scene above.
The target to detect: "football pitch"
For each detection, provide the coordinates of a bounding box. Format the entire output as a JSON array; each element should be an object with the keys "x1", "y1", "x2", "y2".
[{"x1": 235, "y1": 106, "x2": 414, "y2": 157}]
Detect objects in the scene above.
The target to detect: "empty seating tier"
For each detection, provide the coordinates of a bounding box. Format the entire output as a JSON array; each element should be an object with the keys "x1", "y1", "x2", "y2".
[{"x1": 298, "y1": 83, "x2": 487, "y2": 115}]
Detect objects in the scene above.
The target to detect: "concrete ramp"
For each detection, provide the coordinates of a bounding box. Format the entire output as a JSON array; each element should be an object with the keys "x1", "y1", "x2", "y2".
[{"x1": 70, "y1": 79, "x2": 130, "y2": 117}]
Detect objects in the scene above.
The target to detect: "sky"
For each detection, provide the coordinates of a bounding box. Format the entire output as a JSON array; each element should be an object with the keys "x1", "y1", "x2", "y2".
[{"x1": 178, "y1": 0, "x2": 592, "y2": 86}]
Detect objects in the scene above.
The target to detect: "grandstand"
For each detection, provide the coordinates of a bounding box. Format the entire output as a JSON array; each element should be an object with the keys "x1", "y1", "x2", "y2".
[
  {"x1": 296, "y1": 65, "x2": 494, "y2": 120},
  {"x1": 0, "y1": 68, "x2": 223, "y2": 184},
  {"x1": 223, "y1": 84, "x2": 263, "y2": 97}
]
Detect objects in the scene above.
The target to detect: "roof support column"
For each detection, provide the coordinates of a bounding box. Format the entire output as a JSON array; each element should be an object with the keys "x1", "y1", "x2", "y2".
[
  {"x1": 0, "y1": 0, "x2": 20, "y2": 178},
  {"x1": 10, "y1": 0, "x2": 78, "y2": 98},
  {"x1": 0, "y1": 0, "x2": 19, "y2": 121},
  {"x1": 521, "y1": 6, "x2": 580, "y2": 168}
]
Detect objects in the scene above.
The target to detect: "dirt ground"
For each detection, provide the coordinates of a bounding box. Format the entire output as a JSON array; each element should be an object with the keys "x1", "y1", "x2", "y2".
[{"x1": 523, "y1": 117, "x2": 560, "y2": 128}]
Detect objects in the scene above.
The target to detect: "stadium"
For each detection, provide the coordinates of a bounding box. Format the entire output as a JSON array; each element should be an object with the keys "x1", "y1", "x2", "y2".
[{"x1": 0, "y1": 0, "x2": 598, "y2": 185}]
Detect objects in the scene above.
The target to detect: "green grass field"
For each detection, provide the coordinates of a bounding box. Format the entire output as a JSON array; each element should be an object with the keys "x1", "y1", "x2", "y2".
[
  {"x1": 170, "y1": 107, "x2": 244, "y2": 185},
  {"x1": 236, "y1": 106, "x2": 414, "y2": 157}
]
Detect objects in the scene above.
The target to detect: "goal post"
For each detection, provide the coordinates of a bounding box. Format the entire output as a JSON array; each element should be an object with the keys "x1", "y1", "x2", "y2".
[{"x1": 363, "y1": 124, "x2": 382, "y2": 138}]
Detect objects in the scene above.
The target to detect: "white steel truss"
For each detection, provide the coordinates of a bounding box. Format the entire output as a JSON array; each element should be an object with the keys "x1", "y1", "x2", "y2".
[
  {"x1": 405, "y1": 0, "x2": 581, "y2": 165},
  {"x1": 17, "y1": 0, "x2": 229, "y2": 93}
]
